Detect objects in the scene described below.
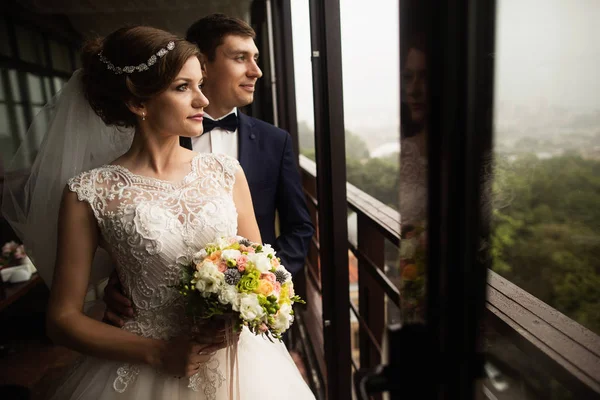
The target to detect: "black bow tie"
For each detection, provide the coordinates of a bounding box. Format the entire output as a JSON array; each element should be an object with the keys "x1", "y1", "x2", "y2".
[{"x1": 203, "y1": 113, "x2": 238, "y2": 133}]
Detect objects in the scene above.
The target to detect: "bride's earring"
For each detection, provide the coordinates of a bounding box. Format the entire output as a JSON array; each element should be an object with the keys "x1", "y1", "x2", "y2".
[{"x1": 141, "y1": 112, "x2": 146, "y2": 121}]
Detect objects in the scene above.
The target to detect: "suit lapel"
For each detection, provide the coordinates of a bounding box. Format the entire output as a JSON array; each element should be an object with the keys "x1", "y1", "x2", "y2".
[{"x1": 237, "y1": 112, "x2": 259, "y2": 181}]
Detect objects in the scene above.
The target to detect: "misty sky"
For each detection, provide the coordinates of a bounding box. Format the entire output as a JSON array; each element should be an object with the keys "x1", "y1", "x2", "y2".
[{"x1": 291, "y1": 0, "x2": 600, "y2": 134}]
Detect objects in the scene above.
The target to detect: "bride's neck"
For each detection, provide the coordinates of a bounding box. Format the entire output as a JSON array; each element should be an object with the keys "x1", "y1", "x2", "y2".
[{"x1": 122, "y1": 129, "x2": 185, "y2": 173}]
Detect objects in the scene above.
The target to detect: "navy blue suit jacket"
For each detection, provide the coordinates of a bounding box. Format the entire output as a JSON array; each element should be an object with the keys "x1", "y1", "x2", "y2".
[{"x1": 180, "y1": 112, "x2": 313, "y2": 277}]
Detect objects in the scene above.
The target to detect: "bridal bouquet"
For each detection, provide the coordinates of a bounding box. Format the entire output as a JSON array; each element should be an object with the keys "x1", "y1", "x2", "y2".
[{"x1": 175, "y1": 236, "x2": 304, "y2": 341}]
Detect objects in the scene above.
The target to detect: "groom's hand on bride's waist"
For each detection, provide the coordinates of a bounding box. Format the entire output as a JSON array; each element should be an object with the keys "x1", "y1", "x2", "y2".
[
  {"x1": 192, "y1": 322, "x2": 241, "y2": 351},
  {"x1": 103, "y1": 270, "x2": 134, "y2": 327}
]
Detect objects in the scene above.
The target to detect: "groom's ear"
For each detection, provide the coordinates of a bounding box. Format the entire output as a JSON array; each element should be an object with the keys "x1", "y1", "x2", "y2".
[{"x1": 198, "y1": 53, "x2": 208, "y2": 76}]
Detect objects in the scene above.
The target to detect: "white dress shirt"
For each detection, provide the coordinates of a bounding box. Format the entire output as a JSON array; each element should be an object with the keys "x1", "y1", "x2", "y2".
[{"x1": 191, "y1": 108, "x2": 239, "y2": 160}]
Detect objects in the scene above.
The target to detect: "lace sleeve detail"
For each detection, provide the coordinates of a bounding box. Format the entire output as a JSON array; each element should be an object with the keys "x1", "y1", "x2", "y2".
[
  {"x1": 66, "y1": 170, "x2": 100, "y2": 221},
  {"x1": 67, "y1": 171, "x2": 95, "y2": 203},
  {"x1": 213, "y1": 154, "x2": 241, "y2": 191}
]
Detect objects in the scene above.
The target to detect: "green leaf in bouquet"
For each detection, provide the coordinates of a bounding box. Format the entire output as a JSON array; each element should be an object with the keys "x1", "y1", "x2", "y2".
[{"x1": 290, "y1": 295, "x2": 306, "y2": 305}]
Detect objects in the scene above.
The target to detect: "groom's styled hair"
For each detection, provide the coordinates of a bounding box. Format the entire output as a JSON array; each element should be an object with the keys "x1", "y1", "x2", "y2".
[
  {"x1": 81, "y1": 26, "x2": 200, "y2": 128},
  {"x1": 186, "y1": 13, "x2": 256, "y2": 62}
]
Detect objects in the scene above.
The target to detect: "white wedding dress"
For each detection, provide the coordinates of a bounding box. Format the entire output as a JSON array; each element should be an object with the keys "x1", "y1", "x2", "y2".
[{"x1": 49, "y1": 152, "x2": 315, "y2": 400}]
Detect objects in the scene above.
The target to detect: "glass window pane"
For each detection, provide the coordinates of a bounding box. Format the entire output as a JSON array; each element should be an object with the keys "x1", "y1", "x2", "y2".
[
  {"x1": 0, "y1": 104, "x2": 15, "y2": 169},
  {"x1": 53, "y1": 76, "x2": 66, "y2": 93},
  {"x1": 291, "y1": 0, "x2": 315, "y2": 160},
  {"x1": 50, "y1": 40, "x2": 72, "y2": 72},
  {"x1": 0, "y1": 18, "x2": 11, "y2": 57},
  {"x1": 9, "y1": 69, "x2": 21, "y2": 102},
  {"x1": 14, "y1": 105, "x2": 27, "y2": 140},
  {"x1": 15, "y1": 25, "x2": 45, "y2": 65},
  {"x1": 31, "y1": 105, "x2": 46, "y2": 147},
  {"x1": 0, "y1": 104, "x2": 10, "y2": 137},
  {"x1": 492, "y1": 0, "x2": 600, "y2": 336},
  {"x1": 0, "y1": 70, "x2": 5, "y2": 101},
  {"x1": 397, "y1": 0, "x2": 428, "y2": 325},
  {"x1": 44, "y1": 76, "x2": 53, "y2": 98},
  {"x1": 27, "y1": 73, "x2": 44, "y2": 104},
  {"x1": 13, "y1": 105, "x2": 31, "y2": 165}
]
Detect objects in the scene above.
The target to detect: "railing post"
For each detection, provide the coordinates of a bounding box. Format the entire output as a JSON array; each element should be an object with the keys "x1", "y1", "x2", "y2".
[
  {"x1": 357, "y1": 214, "x2": 386, "y2": 371},
  {"x1": 356, "y1": 214, "x2": 386, "y2": 400}
]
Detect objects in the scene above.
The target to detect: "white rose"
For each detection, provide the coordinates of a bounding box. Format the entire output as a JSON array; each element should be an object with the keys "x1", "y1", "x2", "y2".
[
  {"x1": 192, "y1": 249, "x2": 208, "y2": 265},
  {"x1": 238, "y1": 293, "x2": 265, "y2": 321},
  {"x1": 195, "y1": 262, "x2": 224, "y2": 296},
  {"x1": 218, "y1": 284, "x2": 240, "y2": 310},
  {"x1": 248, "y1": 253, "x2": 271, "y2": 273},
  {"x1": 221, "y1": 249, "x2": 241, "y2": 261},
  {"x1": 261, "y1": 243, "x2": 276, "y2": 256},
  {"x1": 216, "y1": 237, "x2": 230, "y2": 249},
  {"x1": 272, "y1": 303, "x2": 293, "y2": 332}
]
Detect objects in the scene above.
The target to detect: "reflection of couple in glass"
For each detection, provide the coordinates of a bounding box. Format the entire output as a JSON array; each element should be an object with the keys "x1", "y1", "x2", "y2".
[
  {"x1": 3, "y1": 14, "x2": 315, "y2": 400},
  {"x1": 399, "y1": 33, "x2": 428, "y2": 323}
]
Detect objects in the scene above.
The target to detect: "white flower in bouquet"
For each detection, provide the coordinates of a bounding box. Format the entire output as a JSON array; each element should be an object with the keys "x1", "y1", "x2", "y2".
[
  {"x1": 221, "y1": 249, "x2": 241, "y2": 262},
  {"x1": 261, "y1": 244, "x2": 276, "y2": 256},
  {"x1": 215, "y1": 237, "x2": 231, "y2": 249},
  {"x1": 239, "y1": 293, "x2": 266, "y2": 320},
  {"x1": 218, "y1": 284, "x2": 240, "y2": 310},
  {"x1": 248, "y1": 253, "x2": 271, "y2": 273},
  {"x1": 194, "y1": 262, "x2": 224, "y2": 296},
  {"x1": 273, "y1": 303, "x2": 293, "y2": 332},
  {"x1": 192, "y1": 249, "x2": 207, "y2": 265}
]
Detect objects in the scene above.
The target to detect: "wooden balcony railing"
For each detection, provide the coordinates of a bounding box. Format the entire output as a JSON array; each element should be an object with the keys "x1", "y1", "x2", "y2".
[{"x1": 294, "y1": 155, "x2": 600, "y2": 399}]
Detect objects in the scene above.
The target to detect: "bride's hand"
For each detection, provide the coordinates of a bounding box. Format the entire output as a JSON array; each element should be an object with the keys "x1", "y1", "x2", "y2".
[
  {"x1": 158, "y1": 335, "x2": 215, "y2": 378},
  {"x1": 192, "y1": 319, "x2": 241, "y2": 351}
]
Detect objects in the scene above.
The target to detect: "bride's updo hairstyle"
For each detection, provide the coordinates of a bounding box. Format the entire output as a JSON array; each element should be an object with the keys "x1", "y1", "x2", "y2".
[{"x1": 81, "y1": 26, "x2": 200, "y2": 128}]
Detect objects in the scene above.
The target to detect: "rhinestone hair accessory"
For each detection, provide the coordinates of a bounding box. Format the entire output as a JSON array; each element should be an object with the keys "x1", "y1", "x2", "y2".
[{"x1": 98, "y1": 41, "x2": 176, "y2": 75}]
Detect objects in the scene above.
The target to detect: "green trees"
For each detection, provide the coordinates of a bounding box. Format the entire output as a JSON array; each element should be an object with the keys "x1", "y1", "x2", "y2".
[
  {"x1": 346, "y1": 157, "x2": 399, "y2": 209},
  {"x1": 299, "y1": 124, "x2": 599, "y2": 335},
  {"x1": 491, "y1": 154, "x2": 600, "y2": 334},
  {"x1": 299, "y1": 126, "x2": 399, "y2": 209}
]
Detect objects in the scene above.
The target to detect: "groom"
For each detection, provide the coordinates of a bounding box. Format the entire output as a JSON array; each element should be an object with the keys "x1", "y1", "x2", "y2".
[{"x1": 103, "y1": 14, "x2": 314, "y2": 325}]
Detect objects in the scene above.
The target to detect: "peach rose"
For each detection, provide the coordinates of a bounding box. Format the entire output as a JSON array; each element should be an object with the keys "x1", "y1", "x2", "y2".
[
  {"x1": 240, "y1": 245, "x2": 256, "y2": 254},
  {"x1": 257, "y1": 280, "x2": 275, "y2": 296},
  {"x1": 207, "y1": 251, "x2": 222, "y2": 263}
]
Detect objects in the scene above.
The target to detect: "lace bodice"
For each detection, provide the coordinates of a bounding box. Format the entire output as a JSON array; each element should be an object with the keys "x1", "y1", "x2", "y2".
[{"x1": 67, "y1": 152, "x2": 239, "y2": 394}]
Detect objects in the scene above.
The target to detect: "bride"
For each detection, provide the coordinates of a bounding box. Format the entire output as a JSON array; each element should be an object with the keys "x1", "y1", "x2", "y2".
[{"x1": 3, "y1": 26, "x2": 315, "y2": 400}]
